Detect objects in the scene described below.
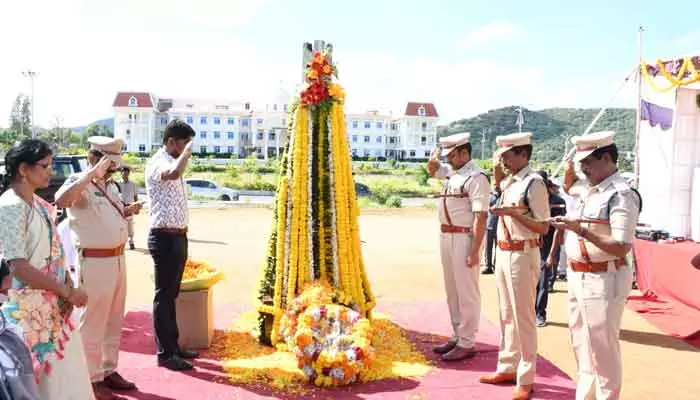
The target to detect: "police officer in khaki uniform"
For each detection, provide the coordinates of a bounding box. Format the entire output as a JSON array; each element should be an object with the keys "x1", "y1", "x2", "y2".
[
  {"x1": 551, "y1": 131, "x2": 641, "y2": 400},
  {"x1": 56, "y1": 136, "x2": 143, "y2": 400},
  {"x1": 479, "y1": 132, "x2": 550, "y2": 400},
  {"x1": 427, "y1": 132, "x2": 490, "y2": 361}
]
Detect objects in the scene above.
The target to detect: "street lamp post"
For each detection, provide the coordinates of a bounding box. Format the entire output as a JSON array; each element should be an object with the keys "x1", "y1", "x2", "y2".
[{"x1": 23, "y1": 70, "x2": 38, "y2": 138}]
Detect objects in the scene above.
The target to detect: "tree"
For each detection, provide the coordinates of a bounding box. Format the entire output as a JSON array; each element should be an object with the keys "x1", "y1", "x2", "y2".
[
  {"x1": 85, "y1": 123, "x2": 114, "y2": 138},
  {"x1": 7, "y1": 94, "x2": 31, "y2": 140}
]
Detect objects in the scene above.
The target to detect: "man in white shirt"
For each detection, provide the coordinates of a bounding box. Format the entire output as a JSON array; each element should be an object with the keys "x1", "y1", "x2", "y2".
[{"x1": 145, "y1": 119, "x2": 196, "y2": 371}]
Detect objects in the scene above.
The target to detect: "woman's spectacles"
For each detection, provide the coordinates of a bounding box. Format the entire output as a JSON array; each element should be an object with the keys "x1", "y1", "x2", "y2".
[{"x1": 34, "y1": 162, "x2": 52, "y2": 171}]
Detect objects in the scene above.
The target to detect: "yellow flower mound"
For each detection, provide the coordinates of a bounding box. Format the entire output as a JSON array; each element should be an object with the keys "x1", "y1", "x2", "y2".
[
  {"x1": 180, "y1": 259, "x2": 224, "y2": 292},
  {"x1": 210, "y1": 311, "x2": 433, "y2": 396}
]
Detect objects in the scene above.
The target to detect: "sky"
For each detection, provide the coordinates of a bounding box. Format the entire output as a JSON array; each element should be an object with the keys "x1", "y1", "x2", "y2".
[{"x1": 0, "y1": 0, "x2": 698, "y2": 129}]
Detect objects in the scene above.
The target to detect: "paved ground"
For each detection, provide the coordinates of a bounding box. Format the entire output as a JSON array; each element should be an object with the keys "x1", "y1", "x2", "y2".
[{"x1": 123, "y1": 207, "x2": 700, "y2": 400}]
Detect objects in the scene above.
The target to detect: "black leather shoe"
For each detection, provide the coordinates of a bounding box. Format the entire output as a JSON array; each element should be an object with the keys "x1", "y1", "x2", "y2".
[
  {"x1": 158, "y1": 355, "x2": 194, "y2": 371},
  {"x1": 178, "y1": 349, "x2": 199, "y2": 359},
  {"x1": 433, "y1": 340, "x2": 458, "y2": 355}
]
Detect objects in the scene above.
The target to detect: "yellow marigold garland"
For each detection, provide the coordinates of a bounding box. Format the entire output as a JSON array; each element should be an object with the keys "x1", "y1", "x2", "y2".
[{"x1": 641, "y1": 57, "x2": 700, "y2": 93}]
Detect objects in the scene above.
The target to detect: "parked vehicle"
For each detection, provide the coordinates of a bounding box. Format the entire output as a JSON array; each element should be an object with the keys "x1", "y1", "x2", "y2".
[
  {"x1": 0, "y1": 155, "x2": 87, "y2": 204},
  {"x1": 184, "y1": 178, "x2": 240, "y2": 201},
  {"x1": 355, "y1": 182, "x2": 371, "y2": 197}
]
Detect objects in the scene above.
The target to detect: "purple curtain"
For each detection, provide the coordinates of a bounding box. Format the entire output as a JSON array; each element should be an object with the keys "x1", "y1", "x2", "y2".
[{"x1": 640, "y1": 99, "x2": 673, "y2": 130}]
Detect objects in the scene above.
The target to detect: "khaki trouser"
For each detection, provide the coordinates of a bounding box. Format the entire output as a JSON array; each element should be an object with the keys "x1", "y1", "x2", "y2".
[
  {"x1": 78, "y1": 253, "x2": 127, "y2": 382},
  {"x1": 494, "y1": 244, "x2": 540, "y2": 385},
  {"x1": 127, "y1": 217, "x2": 134, "y2": 241},
  {"x1": 440, "y1": 232, "x2": 480, "y2": 348},
  {"x1": 568, "y1": 263, "x2": 632, "y2": 400}
]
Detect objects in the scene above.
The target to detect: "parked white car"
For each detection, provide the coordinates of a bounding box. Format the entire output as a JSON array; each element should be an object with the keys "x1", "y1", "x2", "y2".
[{"x1": 184, "y1": 178, "x2": 240, "y2": 201}]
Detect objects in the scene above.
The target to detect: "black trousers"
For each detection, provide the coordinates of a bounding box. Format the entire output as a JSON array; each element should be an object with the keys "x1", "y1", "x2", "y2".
[
  {"x1": 484, "y1": 229, "x2": 497, "y2": 269},
  {"x1": 148, "y1": 230, "x2": 188, "y2": 359},
  {"x1": 535, "y1": 248, "x2": 560, "y2": 320}
]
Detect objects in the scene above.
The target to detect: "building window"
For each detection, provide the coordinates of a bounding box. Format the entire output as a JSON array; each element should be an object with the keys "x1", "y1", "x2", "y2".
[
  {"x1": 200, "y1": 131, "x2": 207, "y2": 139},
  {"x1": 389, "y1": 136, "x2": 396, "y2": 144},
  {"x1": 227, "y1": 132, "x2": 235, "y2": 139},
  {"x1": 241, "y1": 118, "x2": 249, "y2": 127},
  {"x1": 421, "y1": 136, "x2": 427, "y2": 145},
  {"x1": 160, "y1": 117, "x2": 168, "y2": 124},
  {"x1": 125, "y1": 129, "x2": 131, "y2": 136},
  {"x1": 364, "y1": 136, "x2": 370, "y2": 143},
  {"x1": 390, "y1": 122, "x2": 399, "y2": 131},
  {"x1": 200, "y1": 116, "x2": 207, "y2": 125},
  {"x1": 284, "y1": 104, "x2": 288, "y2": 112},
  {"x1": 424, "y1": 150, "x2": 431, "y2": 157},
  {"x1": 151, "y1": 144, "x2": 159, "y2": 151},
  {"x1": 213, "y1": 131, "x2": 221, "y2": 139},
  {"x1": 241, "y1": 133, "x2": 249, "y2": 141},
  {"x1": 376, "y1": 121, "x2": 383, "y2": 129},
  {"x1": 257, "y1": 118, "x2": 263, "y2": 124},
  {"x1": 227, "y1": 146, "x2": 235, "y2": 153},
  {"x1": 364, "y1": 149, "x2": 371, "y2": 157},
  {"x1": 418, "y1": 105, "x2": 426, "y2": 117},
  {"x1": 128, "y1": 96, "x2": 138, "y2": 107},
  {"x1": 351, "y1": 148, "x2": 358, "y2": 156},
  {"x1": 138, "y1": 144, "x2": 146, "y2": 152},
  {"x1": 256, "y1": 131, "x2": 264, "y2": 140},
  {"x1": 364, "y1": 121, "x2": 371, "y2": 129},
  {"x1": 352, "y1": 120, "x2": 359, "y2": 129},
  {"x1": 421, "y1": 122, "x2": 427, "y2": 130},
  {"x1": 268, "y1": 132, "x2": 276, "y2": 141},
  {"x1": 227, "y1": 117, "x2": 235, "y2": 125},
  {"x1": 200, "y1": 146, "x2": 207, "y2": 153},
  {"x1": 409, "y1": 150, "x2": 416, "y2": 157},
  {"x1": 214, "y1": 146, "x2": 221, "y2": 153},
  {"x1": 213, "y1": 117, "x2": 221, "y2": 125},
  {"x1": 186, "y1": 116, "x2": 194, "y2": 124},
  {"x1": 376, "y1": 136, "x2": 382, "y2": 144},
  {"x1": 352, "y1": 135, "x2": 358, "y2": 143}
]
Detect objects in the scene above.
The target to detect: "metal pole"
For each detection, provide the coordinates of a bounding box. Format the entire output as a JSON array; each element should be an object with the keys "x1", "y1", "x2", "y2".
[
  {"x1": 633, "y1": 26, "x2": 644, "y2": 189},
  {"x1": 551, "y1": 66, "x2": 637, "y2": 177}
]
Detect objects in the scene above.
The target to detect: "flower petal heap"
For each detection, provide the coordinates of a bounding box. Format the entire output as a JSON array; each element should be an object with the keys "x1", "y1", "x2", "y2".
[
  {"x1": 181, "y1": 259, "x2": 224, "y2": 292},
  {"x1": 290, "y1": 301, "x2": 374, "y2": 387}
]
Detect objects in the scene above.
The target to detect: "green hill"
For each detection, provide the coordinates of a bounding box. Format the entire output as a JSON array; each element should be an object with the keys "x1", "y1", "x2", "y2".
[{"x1": 438, "y1": 106, "x2": 635, "y2": 162}]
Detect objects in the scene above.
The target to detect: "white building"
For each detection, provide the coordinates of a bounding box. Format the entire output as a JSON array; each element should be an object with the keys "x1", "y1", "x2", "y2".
[{"x1": 113, "y1": 92, "x2": 438, "y2": 160}]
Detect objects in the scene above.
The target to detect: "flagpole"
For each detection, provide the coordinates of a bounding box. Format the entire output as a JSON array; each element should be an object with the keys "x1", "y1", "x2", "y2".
[{"x1": 633, "y1": 26, "x2": 644, "y2": 189}]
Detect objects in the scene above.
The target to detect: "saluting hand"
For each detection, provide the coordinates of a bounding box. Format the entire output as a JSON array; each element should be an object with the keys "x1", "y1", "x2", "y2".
[
  {"x1": 426, "y1": 147, "x2": 441, "y2": 176},
  {"x1": 183, "y1": 140, "x2": 194, "y2": 157},
  {"x1": 89, "y1": 157, "x2": 112, "y2": 180}
]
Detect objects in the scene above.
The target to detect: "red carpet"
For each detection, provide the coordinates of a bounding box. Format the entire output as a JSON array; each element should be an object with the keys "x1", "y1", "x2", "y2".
[
  {"x1": 114, "y1": 301, "x2": 575, "y2": 399},
  {"x1": 630, "y1": 239, "x2": 700, "y2": 347},
  {"x1": 626, "y1": 295, "x2": 700, "y2": 347}
]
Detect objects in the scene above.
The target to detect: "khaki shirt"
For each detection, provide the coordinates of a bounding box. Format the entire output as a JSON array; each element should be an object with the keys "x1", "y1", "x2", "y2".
[
  {"x1": 62, "y1": 173, "x2": 128, "y2": 249},
  {"x1": 496, "y1": 166, "x2": 550, "y2": 241},
  {"x1": 564, "y1": 172, "x2": 640, "y2": 263},
  {"x1": 435, "y1": 161, "x2": 490, "y2": 227}
]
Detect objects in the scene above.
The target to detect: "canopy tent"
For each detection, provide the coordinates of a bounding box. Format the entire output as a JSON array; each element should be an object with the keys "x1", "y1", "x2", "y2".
[{"x1": 637, "y1": 56, "x2": 700, "y2": 238}]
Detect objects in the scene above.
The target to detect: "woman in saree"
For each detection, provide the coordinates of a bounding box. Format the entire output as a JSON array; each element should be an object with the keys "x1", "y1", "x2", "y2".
[{"x1": 0, "y1": 139, "x2": 95, "y2": 399}]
